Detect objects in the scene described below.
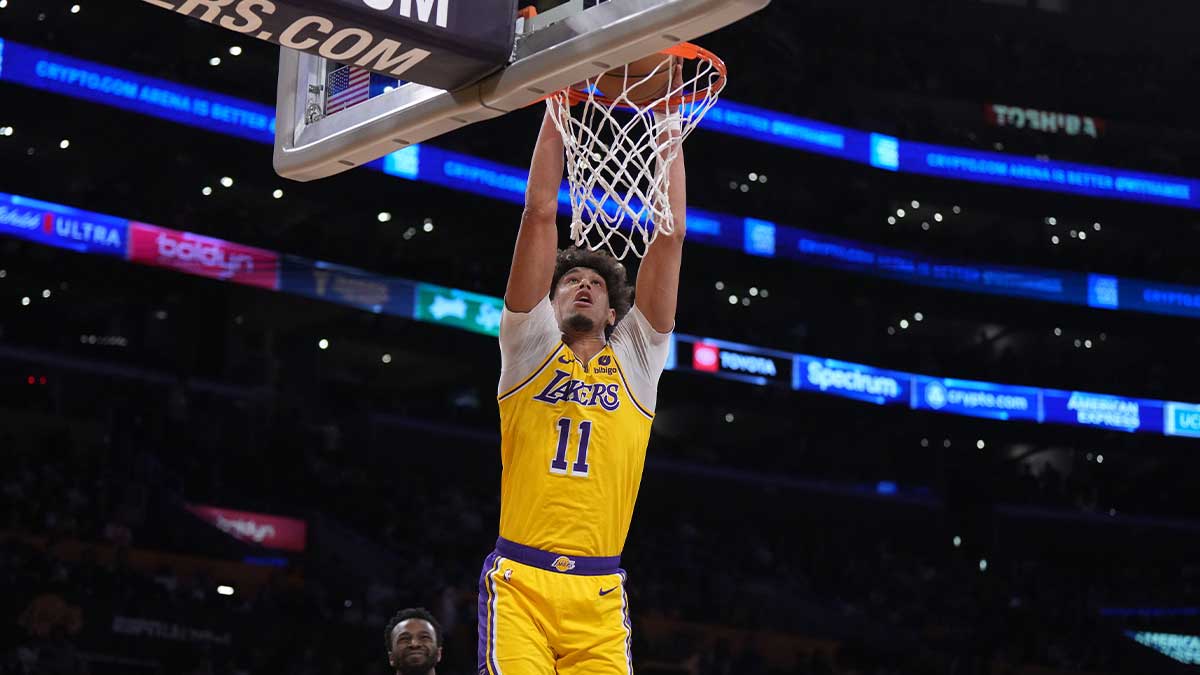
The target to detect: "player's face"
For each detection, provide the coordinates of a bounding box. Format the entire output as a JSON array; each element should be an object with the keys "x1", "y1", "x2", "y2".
[
  {"x1": 388, "y1": 619, "x2": 441, "y2": 674},
  {"x1": 554, "y1": 266, "x2": 616, "y2": 336}
]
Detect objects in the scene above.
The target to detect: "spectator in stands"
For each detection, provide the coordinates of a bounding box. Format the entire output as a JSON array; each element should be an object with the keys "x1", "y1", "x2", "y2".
[{"x1": 384, "y1": 608, "x2": 443, "y2": 675}]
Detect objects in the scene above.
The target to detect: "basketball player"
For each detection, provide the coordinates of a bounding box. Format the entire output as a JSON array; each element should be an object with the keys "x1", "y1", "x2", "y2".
[
  {"x1": 477, "y1": 93, "x2": 686, "y2": 674},
  {"x1": 385, "y1": 607, "x2": 443, "y2": 675}
]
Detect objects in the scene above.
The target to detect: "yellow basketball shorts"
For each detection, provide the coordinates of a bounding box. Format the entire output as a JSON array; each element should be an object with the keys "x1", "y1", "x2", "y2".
[{"x1": 477, "y1": 538, "x2": 632, "y2": 675}]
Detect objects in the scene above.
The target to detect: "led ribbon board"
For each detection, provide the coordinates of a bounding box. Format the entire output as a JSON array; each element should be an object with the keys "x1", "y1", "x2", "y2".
[
  {"x1": 0, "y1": 40, "x2": 278, "y2": 143},
  {"x1": 138, "y1": 0, "x2": 517, "y2": 89},
  {"x1": 3, "y1": 189, "x2": 1200, "y2": 441},
  {"x1": 0, "y1": 193, "x2": 129, "y2": 257},
  {"x1": 6, "y1": 38, "x2": 1200, "y2": 320},
  {"x1": 4, "y1": 37, "x2": 1198, "y2": 206},
  {"x1": 1126, "y1": 632, "x2": 1200, "y2": 665},
  {"x1": 185, "y1": 503, "x2": 308, "y2": 552},
  {"x1": 383, "y1": 147, "x2": 1200, "y2": 319},
  {"x1": 697, "y1": 101, "x2": 1200, "y2": 210}
]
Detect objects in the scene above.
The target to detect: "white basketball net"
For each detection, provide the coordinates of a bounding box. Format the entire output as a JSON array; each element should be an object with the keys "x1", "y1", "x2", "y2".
[{"x1": 548, "y1": 49, "x2": 725, "y2": 259}]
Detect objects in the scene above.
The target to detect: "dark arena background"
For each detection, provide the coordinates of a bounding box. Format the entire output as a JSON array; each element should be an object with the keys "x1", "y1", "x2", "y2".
[{"x1": 3, "y1": 0, "x2": 1200, "y2": 673}]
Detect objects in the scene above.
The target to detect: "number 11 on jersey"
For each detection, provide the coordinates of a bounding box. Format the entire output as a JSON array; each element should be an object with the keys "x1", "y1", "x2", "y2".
[{"x1": 550, "y1": 418, "x2": 592, "y2": 477}]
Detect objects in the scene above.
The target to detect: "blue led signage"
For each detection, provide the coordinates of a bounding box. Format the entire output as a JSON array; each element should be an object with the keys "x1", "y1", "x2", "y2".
[
  {"x1": 2, "y1": 189, "x2": 1199, "y2": 440},
  {"x1": 0, "y1": 192, "x2": 128, "y2": 256},
  {"x1": 0, "y1": 41, "x2": 274, "y2": 143},
  {"x1": 7, "y1": 39, "x2": 1200, "y2": 323}
]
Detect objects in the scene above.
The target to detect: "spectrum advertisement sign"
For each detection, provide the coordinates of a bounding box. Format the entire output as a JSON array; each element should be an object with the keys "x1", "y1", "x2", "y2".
[
  {"x1": 185, "y1": 504, "x2": 307, "y2": 552},
  {"x1": 0, "y1": 192, "x2": 128, "y2": 256},
  {"x1": 128, "y1": 223, "x2": 279, "y2": 290},
  {"x1": 792, "y1": 355, "x2": 909, "y2": 406}
]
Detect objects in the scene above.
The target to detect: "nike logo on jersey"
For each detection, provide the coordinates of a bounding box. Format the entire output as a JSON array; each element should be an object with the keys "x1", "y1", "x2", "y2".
[
  {"x1": 532, "y1": 369, "x2": 620, "y2": 410},
  {"x1": 556, "y1": 353, "x2": 617, "y2": 375},
  {"x1": 599, "y1": 586, "x2": 618, "y2": 596}
]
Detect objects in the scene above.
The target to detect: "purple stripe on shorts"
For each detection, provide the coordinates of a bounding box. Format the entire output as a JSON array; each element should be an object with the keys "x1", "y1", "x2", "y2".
[
  {"x1": 495, "y1": 537, "x2": 622, "y2": 576},
  {"x1": 620, "y1": 571, "x2": 633, "y2": 674},
  {"x1": 476, "y1": 552, "x2": 501, "y2": 674}
]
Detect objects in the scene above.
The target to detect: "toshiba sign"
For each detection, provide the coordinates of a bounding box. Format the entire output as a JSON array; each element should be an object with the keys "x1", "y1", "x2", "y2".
[
  {"x1": 185, "y1": 504, "x2": 307, "y2": 552},
  {"x1": 129, "y1": 223, "x2": 279, "y2": 289},
  {"x1": 985, "y1": 103, "x2": 1105, "y2": 139}
]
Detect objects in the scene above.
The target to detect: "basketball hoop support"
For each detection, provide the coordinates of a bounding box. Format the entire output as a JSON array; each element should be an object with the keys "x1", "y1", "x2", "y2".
[{"x1": 274, "y1": 0, "x2": 770, "y2": 181}]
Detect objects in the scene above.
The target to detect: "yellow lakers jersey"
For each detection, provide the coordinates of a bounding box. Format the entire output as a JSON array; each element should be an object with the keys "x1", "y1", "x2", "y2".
[{"x1": 496, "y1": 300, "x2": 669, "y2": 558}]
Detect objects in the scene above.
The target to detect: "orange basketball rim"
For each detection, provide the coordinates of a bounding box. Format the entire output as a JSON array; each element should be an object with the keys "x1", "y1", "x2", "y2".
[{"x1": 561, "y1": 43, "x2": 727, "y2": 112}]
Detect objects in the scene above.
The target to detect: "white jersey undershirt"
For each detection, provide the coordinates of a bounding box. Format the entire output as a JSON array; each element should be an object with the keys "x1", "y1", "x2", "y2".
[{"x1": 497, "y1": 297, "x2": 672, "y2": 413}]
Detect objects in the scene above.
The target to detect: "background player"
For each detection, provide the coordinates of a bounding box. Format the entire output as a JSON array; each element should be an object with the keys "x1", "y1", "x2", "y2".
[{"x1": 385, "y1": 607, "x2": 443, "y2": 675}]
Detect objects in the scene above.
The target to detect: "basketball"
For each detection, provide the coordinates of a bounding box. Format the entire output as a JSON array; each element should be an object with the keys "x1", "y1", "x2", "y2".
[{"x1": 594, "y1": 54, "x2": 676, "y2": 105}]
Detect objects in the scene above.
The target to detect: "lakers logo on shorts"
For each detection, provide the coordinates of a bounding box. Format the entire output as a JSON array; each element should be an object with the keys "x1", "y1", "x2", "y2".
[{"x1": 551, "y1": 556, "x2": 576, "y2": 572}]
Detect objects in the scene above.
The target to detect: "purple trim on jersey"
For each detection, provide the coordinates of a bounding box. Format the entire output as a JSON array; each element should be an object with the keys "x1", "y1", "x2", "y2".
[
  {"x1": 498, "y1": 344, "x2": 566, "y2": 401},
  {"x1": 495, "y1": 537, "x2": 621, "y2": 575},
  {"x1": 611, "y1": 356, "x2": 655, "y2": 419}
]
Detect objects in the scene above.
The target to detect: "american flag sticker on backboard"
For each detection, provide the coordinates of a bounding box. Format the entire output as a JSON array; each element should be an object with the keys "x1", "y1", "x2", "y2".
[{"x1": 325, "y1": 65, "x2": 371, "y2": 115}]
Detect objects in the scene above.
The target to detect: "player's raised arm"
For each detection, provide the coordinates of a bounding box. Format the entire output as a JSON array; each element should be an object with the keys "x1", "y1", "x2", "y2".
[
  {"x1": 635, "y1": 111, "x2": 687, "y2": 334},
  {"x1": 504, "y1": 103, "x2": 565, "y2": 313}
]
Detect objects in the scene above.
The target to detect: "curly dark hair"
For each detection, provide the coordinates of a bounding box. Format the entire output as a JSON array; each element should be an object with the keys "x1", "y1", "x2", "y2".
[
  {"x1": 384, "y1": 607, "x2": 443, "y2": 655},
  {"x1": 549, "y1": 247, "x2": 635, "y2": 338}
]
